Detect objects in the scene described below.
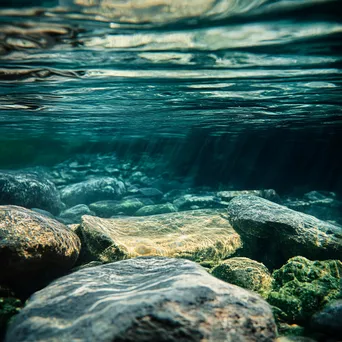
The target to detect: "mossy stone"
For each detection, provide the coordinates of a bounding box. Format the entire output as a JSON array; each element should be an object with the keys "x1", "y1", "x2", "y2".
[
  {"x1": 267, "y1": 256, "x2": 342, "y2": 324},
  {"x1": 211, "y1": 257, "x2": 273, "y2": 297}
]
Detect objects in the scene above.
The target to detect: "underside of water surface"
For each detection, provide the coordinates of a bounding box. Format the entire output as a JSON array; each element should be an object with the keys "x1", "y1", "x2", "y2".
[{"x1": 0, "y1": 1, "x2": 342, "y2": 342}]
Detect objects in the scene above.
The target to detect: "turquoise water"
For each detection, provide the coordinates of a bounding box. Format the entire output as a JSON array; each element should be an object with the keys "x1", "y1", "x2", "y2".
[
  {"x1": 1, "y1": 1, "x2": 342, "y2": 341},
  {"x1": 1, "y1": 0, "x2": 341, "y2": 195}
]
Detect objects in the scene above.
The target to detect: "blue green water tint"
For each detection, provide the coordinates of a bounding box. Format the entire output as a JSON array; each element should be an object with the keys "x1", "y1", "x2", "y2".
[
  {"x1": 0, "y1": 0, "x2": 341, "y2": 193},
  {"x1": 0, "y1": 1, "x2": 342, "y2": 341}
]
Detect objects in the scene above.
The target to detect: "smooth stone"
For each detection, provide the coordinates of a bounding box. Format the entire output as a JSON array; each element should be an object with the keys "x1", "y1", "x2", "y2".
[
  {"x1": 60, "y1": 177, "x2": 126, "y2": 206},
  {"x1": 5, "y1": 257, "x2": 277, "y2": 342},
  {"x1": 0, "y1": 171, "x2": 63, "y2": 215},
  {"x1": 211, "y1": 257, "x2": 273, "y2": 297},
  {"x1": 217, "y1": 189, "x2": 280, "y2": 203},
  {"x1": 138, "y1": 187, "x2": 163, "y2": 198},
  {"x1": 31, "y1": 208, "x2": 55, "y2": 219},
  {"x1": 89, "y1": 198, "x2": 144, "y2": 217},
  {"x1": 134, "y1": 203, "x2": 177, "y2": 216},
  {"x1": 58, "y1": 204, "x2": 95, "y2": 224},
  {"x1": 163, "y1": 188, "x2": 189, "y2": 202},
  {"x1": 284, "y1": 191, "x2": 342, "y2": 224},
  {"x1": 173, "y1": 194, "x2": 227, "y2": 211},
  {"x1": 74, "y1": 209, "x2": 241, "y2": 265},
  {"x1": 311, "y1": 300, "x2": 342, "y2": 338},
  {"x1": 0, "y1": 206, "x2": 81, "y2": 295},
  {"x1": 303, "y1": 190, "x2": 337, "y2": 201},
  {"x1": 267, "y1": 256, "x2": 342, "y2": 324},
  {"x1": 226, "y1": 195, "x2": 342, "y2": 268}
]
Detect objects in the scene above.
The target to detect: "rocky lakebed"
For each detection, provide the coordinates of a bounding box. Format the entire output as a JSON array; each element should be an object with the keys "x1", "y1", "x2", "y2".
[{"x1": 0, "y1": 154, "x2": 342, "y2": 342}]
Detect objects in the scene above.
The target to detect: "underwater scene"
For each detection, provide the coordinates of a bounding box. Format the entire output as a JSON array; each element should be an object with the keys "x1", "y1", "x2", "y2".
[{"x1": 0, "y1": 0, "x2": 342, "y2": 341}]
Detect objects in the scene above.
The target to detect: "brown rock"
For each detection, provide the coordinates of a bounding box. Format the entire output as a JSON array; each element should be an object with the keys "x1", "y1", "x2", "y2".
[
  {"x1": 75, "y1": 209, "x2": 242, "y2": 266},
  {"x1": 0, "y1": 205, "x2": 81, "y2": 295}
]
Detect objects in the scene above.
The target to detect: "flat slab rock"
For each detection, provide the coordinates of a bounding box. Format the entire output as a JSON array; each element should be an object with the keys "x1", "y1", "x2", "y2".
[
  {"x1": 226, "y1": 195, "x2": 342, "y2": 267},
  {"x1": 75, "y1": 209, "x2": 242, "y2": 264},
  {"x1": 5, "y1": 257, "x2": 277, "y2": 342},
  {"x1": 0, "y1": 205, "x2": 81, "y2": 293}
]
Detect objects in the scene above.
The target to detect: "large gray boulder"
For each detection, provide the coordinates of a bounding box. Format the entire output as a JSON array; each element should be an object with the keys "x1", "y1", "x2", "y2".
[
  {"x1": 5, "y1": 257, "x2": 277, "y2": 342},
  {"x1": 0, "y1": 205, "x2": 81, "y2": 295},
  {"x1": 60, "y1": 177, "x2": 126, "y2": 207},
  {"x1": 0, "y1": 171, "x2": 63, "y2": 215},
  {"x1": 226, "y1": 195, "x2": 342, "y2": 268}
]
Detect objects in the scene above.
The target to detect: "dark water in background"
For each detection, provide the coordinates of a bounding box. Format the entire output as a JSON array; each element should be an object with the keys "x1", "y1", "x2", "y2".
[{"x1": 0, "y1": 0, "x2": 341, "y2": 196}]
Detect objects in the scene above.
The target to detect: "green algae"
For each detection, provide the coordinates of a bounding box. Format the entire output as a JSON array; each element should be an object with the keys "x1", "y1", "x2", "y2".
[
  {"x1": 211, "y1": 257, "x2": 273, "y2": 297},
  {"x1": 267, "y1": 256, "x2": 342, "y2": 324}
]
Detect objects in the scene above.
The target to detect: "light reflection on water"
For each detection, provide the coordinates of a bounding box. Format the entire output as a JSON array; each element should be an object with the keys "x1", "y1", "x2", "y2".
[{"x1": 0, "y1": 0, "x2": 341, "y2": 190}]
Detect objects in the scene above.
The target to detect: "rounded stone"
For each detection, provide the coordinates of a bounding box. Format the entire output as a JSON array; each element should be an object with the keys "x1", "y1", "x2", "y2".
[
  {"x1": 267, "y1": 256, "x2": 342, "y2": 324},
  {"x1": 0, "y1": 205, "x2": 81, "y2": 294},
  {"x1": 211, "y1": 257, "x2": 273, "y2": 297},
  {"x1": 5, "y1": 257, "x2": 277, "y2": 342},
  {"x1": 0, "y1": 171, "x2": 63, "y2": 215}
]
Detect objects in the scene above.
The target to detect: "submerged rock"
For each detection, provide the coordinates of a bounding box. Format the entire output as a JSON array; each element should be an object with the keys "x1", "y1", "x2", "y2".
[
  {"x1": 284, "y1": 191, "x2": 342, "y2": 224},
  {"x1": 0, "y1": 171, "x2": 63, "y2": 215},
  {"x1": 30, "y1": 208, "x2": 55, "y2": 219},
  {"x1": 138, "y1": 187, "x2": 163, "y2": 198},
  {"x1": 60, "y1": 177, "x2": 126, "y2": 206},
  {"x1": 226, "y1": 195, "x2": 342, "y2": 268},
  {"x1": 135, "y1": 203, "x2": 177, "y2": 216},
  {"x1": 211, "y1": 257, "x2": 273, "y2": 297},
  {"x1": 5, "y1": 257, "x2": 277, "y2": 342},
  {"x1": 217, "y1": 189, "x2": 280, "y2": 203},
  {"x1": 311, "y1": 299, "x2": 342, "y2": 338},
  {"x1": 58, "y1": 204, "x2": 95, "y2": 224},
  {"x1": 89, "y1": 198, "x2": 144, "y2": 217},
  {"x1": 75, "y1": 209, "x2": 241, "y2": 265},
  {"x1": 173, "y1": 194, "x2": 227, "y2": 211},
  {"x1": 267, "y1": 256, "x2": 342, "y2": 324},
  {"x1": 0, "y1": 205, "x2": 81, "y2": 295}
]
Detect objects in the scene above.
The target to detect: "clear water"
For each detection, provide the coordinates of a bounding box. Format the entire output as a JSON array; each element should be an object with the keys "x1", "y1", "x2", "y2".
[
  {"x1": 0, "y1": 0, "x2": 341, "y2": 193},
  {"x1": 1, "y1": 1, "x2": 342, "y2": 340}
]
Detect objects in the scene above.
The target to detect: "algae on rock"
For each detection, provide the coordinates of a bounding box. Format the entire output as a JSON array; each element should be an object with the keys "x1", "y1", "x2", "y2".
[
  {"x1": 267, "y1": 256, "x2": 342, "y2": 324},
  {"x1": 75, "y1": 209, "x2": 242, "y2": 265},
  {"x1": 211, "y1": 257, "x2": 273, "y2": 297}
]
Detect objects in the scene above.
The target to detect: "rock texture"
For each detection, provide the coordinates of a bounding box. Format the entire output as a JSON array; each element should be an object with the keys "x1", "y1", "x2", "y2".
[
  {"x1": 226, "y1": 195, "x2": 342, "y2": 268},
  {"x1": 58, "y1": 204, "x2": 95, "y2": 224},
  {"x1": 0, "y1": 205, "x2": 81, "y2": 294},
  {"x1": 5, "y1": 257, "x2": 277, "y2": 342},
  {"x1": 173, "y1": 194, "x2": 227, "y2": 211},
  {"x1": 89, "y1": 198, "x2": 144, "y2": 217},
  {"x1": 284, "y1": 191, "x2": 342, "y2": 224},
  {"x1": 267, "y1": 256, "x2": 342, "y2": 324},
  {"x1": 135, "y1": 203, "x2": 177, "y2": 216},
  {"x1": 75, "y1": 209, "x2": 241, "y2": 265},
  {"x1": 0, "y1": 171, "x2": 63, "y2": 215},
  {"x1": 311, "y1": 300, "x2": 342, "y2": 338},
  {"x1": 211, "y1": 257, "x2": 273, "y2": 297},
  {"x1": 60, "y1": 177, "x2": 126, "y2": 206},
  {"x1": 217, "y1": 189, "x2": 280, "y2": 203}
]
